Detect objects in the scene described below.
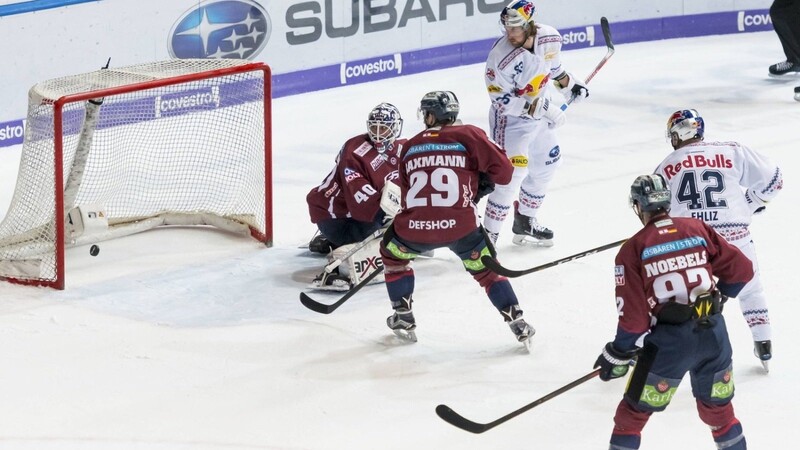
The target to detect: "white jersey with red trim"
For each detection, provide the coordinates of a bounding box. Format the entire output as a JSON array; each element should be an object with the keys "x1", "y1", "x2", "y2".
[
  {"x1": 529, "y1": 23, "x2": 566, "y2": 80},
  {"x1": 484, "y1": 34, "x2": 552, "y2": 119},
  {"x1": 654, "y1": 140, "x2": 783, "y2": 242}
]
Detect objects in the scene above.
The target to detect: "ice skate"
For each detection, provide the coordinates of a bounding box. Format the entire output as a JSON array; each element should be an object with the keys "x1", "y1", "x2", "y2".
[
  {"x1": 754, "y1": 340, "x2": 771, "y2": 372},
  {"x1": 794, "y1": 86, "x2": 800, "y2": 102},
  {"x1": 387, "y1": 297, "x2": 417, "y2": 342},
  {"x1": 501, "y1": 305, "x2": 535, "y2": 350},
  {"x1": 309, "y1": 268, "x2": 352, "y2": 292},
  {"x1": 768, "y1": 60, "x2": 800, "y2": 77},
  {"x1": 511, "y1": 203, "x2": 554, "y2": 247}
]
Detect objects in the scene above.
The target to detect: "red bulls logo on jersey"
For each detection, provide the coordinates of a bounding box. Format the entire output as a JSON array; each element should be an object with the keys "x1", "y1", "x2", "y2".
[
  {"x1": 514, "y1": 74, "x2": 549, "y2": 98},
  {"x1": 662, "y1": 154, "x2": 733, "y2": 179}
]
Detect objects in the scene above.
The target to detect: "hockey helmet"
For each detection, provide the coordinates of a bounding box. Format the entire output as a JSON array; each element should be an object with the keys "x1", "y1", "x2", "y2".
[
  {"x1": 367, "y1": 102, "x2": 403, "y2": 152},
  {"x1": 418, "y1": 91, "x2": 460, "y2": 124},
  {"x1": 666, "y1": 109, "x2": 704, "y2": 145},
  {"x1": 501, "y1": 0, "x2": 536, "y2": 29},
  {"x1": 629, "y1": 174, "x2": 671, "y2": 214}
]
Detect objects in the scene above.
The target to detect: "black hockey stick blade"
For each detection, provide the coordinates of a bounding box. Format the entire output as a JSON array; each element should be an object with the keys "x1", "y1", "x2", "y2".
[
  {"x1": 600, "y1": 17, "x2": 614, "y2": 51},
  {"x1": 436, "y1": 369, "x2": 601, "y2": 434},
  {"x1": 482, "y1": 239, "x2": 627, "y2": 278},
  {"x1": 299, "y1": 266, "x2": 385, "y2": 314},
  {"x1": 563, "y1": 17, "x2": 615, "y2": 109}
]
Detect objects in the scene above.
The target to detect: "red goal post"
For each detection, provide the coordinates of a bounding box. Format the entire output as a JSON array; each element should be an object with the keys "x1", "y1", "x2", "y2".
[{"x1": 0, "y1": 59, "x2": 272, "y2": 289}]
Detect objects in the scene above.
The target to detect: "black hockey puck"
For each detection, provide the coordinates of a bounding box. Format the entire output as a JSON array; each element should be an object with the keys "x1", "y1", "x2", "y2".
[{"x1": 90, "y1": 245, "x2": 99, "y2": 257}]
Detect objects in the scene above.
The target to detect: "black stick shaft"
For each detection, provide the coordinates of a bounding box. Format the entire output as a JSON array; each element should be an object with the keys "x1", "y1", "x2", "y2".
[{"x1": 436, "y1": 369, "x2": 600, "y2": 434}]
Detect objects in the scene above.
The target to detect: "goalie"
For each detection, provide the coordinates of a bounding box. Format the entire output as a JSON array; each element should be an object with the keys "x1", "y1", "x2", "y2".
[{"x1": 305, "y1": 103, "x2": 406, "y2": 290}]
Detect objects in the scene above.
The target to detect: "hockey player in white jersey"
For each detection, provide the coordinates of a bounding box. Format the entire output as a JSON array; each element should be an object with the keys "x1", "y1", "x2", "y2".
[
  {"x1": 654, "y1": 109, "x2": 783, "y2": 370},
  {"x1": 482, "y1": 0, "x2": 589, "y2": 247}
]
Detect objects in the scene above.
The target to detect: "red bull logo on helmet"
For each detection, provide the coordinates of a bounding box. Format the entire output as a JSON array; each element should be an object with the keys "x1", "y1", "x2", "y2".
[{"x1": 508, "y1": 1, "x2": 535, "y2": 21}]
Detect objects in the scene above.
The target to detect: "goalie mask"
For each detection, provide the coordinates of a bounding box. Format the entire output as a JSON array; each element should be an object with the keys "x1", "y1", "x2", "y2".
[
  {"x1": 629, "y1": 174, "x2": 671, "y2": 217},
  {"x1": 666, "y1": 109, "x2": 704, "y2": 148},
  {"x1": 367, "y1": 102, "x2": 403, "y2": 153}
]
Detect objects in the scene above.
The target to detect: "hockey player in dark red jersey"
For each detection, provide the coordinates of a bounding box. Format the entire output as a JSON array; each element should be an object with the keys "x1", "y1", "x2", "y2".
[
  {"x1": 306, "y1": 103, "x2": 406, "y2": 289},
  {"x1": 379, "y1": 91, "x2": 534, "y2": 346},
  {"x1": 595, "y1": 174, "x2": 753, "y2": 450}
]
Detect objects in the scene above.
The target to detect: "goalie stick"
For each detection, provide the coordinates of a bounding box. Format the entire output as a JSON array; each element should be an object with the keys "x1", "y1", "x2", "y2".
[
  {"x1": 482, "y1": 239, "x2": 626, "y2": 278},
  {"x1": 300, "y1": 266, "x2": 385, "y2": 314},
  {"x1": 436, "y1": 369, "x2": 600, "y2": 434},
  {"x1": 561, "y1": 16, "x2": 615, "y2": 110}
]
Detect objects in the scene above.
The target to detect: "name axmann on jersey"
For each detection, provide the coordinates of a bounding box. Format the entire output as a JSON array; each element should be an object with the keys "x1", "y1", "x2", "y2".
[{"x1": 340, "y1": 54, "x2": 402, "y2": 84}]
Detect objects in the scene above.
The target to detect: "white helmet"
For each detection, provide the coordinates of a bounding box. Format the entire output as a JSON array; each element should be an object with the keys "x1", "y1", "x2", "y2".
[
  {"x1": 367, "y1": 102, "x2": 403, "y2": 153},
  {"x1": 500, "y1": 0, "x2": 536, "y2": 29}
]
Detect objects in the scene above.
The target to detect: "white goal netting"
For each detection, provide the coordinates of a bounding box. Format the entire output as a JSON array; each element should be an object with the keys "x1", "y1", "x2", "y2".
[{"x1": 0, "y1": 59, "x2": 270, "y2": 288}]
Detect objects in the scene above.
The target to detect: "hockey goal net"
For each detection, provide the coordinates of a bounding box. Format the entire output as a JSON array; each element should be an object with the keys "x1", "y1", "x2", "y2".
[{"x1": 0, "y1": 59, "x2": 272, "y2": 289}]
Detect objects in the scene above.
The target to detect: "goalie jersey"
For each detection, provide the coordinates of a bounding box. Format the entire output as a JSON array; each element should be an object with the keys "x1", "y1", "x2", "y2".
[{"x1": 307, "y1": 134, "x2": 405, "y2": 224}]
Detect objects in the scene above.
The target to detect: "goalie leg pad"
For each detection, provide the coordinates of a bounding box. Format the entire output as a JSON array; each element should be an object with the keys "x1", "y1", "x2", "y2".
[{"x1": 334, "y1": 239, "x2": 385, "y2": 286}]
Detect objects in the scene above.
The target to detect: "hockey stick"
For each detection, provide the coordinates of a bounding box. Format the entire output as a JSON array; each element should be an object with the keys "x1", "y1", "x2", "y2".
[
  {"x1": 561, "y1": 16, "x2": 615, "y2": 110},
  {"x1": 300, "y1": 266, "x2": 385, "y2": 314},
  {"x1": 482, "y1": 238, "x2": 626, "y2": 278},
  {"x1": 436, "y1": 369, "x2": 600, "y2": 434},
  {"x1": 320, "y1": 226, "x2": 386, "y2": 274}
]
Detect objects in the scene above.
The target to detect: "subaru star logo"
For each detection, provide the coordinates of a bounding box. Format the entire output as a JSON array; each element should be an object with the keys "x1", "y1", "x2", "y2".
[{"x1": 169, "y1": 0, "x2": 270, "y2": 60}]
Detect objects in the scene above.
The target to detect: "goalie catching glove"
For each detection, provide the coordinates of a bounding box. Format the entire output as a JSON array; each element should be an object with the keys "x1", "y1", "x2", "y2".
[
  {"x1": 557, "y1": 72, "x2": 589, "y2": 104},
  {"x1": 380, "y1": 180, "x2": 402, "y2": 221},
  {"x1": 594, "y1": 342, "x2": 638, "y2": 381},
  {"x1": 529, "y1": 95, "x2": 566, "y2": 129}
]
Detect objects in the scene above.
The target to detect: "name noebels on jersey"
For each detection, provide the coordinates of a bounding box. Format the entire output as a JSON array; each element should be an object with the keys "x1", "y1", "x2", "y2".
[{"x1": 662, "y1": 154, "x2": 733, "y2": 179}]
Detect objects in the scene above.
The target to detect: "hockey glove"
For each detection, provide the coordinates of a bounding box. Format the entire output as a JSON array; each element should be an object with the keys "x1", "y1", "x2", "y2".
[
  {"x1": 558, "y1": 72, "x2": 589, "y2": 104},
  {"x1": 474, "y1": 172, "x2": 495, "y2": 204},
  {"x1": 380, "y1": 180, "x2": 402, "y2": 220},
  {"x1": 745, "y1": 189, "x2": 767, "y2": 215},
  {"x1": 594, "y1": 342, "x2": 637, "y2": 381},
  {"x1": 530, "y1": 95, "x2": 566, "y2": 129}
]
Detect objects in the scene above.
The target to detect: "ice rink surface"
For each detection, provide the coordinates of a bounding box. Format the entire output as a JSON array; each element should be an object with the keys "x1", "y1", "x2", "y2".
[{"x1": 0, "y1": 30, "x2": 797, "y2": 449}]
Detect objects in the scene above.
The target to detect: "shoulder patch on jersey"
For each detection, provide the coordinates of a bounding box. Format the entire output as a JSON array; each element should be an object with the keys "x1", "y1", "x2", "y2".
[
  {"x1": 354, "y1": 141, "x2": 372, "y2": 157},
  {"x1": 486, "y1": 68, "x2": 496, "y2": 81},
  {"x1": 614, "y1": 265, "x2": 625, "y2": 286},
  {"x1": 343, "y1": 167, "x2": 363, "y2": 183}
]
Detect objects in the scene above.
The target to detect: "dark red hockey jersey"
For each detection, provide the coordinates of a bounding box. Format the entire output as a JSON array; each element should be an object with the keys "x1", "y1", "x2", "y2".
[
  {"x1": 613, "y1": 215, "x2": 754, "y2": 346},
  {"x1": 307, "y1": 134, "x2": 405, "y2": 224},
  {"x1": 393, "y1": 123, "x2": 513, "y2": 244}
]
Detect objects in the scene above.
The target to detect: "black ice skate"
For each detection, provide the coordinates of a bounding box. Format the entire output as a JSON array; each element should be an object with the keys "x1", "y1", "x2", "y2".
[
  {"x1": 754, "y1": 340, "x2": 771, "y2": 372},
  {"x1": 511, "y1": 203, "x2": 554, "y2": 247},
  {"x1": 501, "y1": 305, "x2": 535, "y2": 350},
  {"x1": 387, "y1": 297, "x2": 417, "y2": 342},
  {"x1": 769, "y1": 60, "x2": 800, "y2": 77},
  {"x1": 309, "y1": 268, "x2": 352, "y2": 292},
  {"x1": 794, "y1": 86, "x2": 800, "y2": 102}
]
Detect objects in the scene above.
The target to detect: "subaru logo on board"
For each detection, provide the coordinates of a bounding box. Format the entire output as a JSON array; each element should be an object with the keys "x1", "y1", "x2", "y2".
[{"x1": 169, "y1": 0, "x2": 270, "y2": 60}]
